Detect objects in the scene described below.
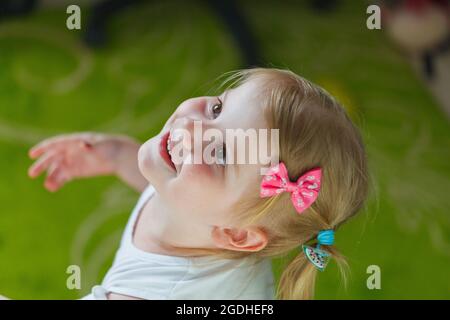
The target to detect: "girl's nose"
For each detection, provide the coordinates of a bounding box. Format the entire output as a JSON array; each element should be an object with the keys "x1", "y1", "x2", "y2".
[
  {"x1": 175, "y1": 116, "x2": 197, "y2": 132},
  {"x1": 177, "y1": 97, "x2": 207, "y2": 119},
  {"x1": 172, "y1": 117, "x2": 204, "y2": 151}
]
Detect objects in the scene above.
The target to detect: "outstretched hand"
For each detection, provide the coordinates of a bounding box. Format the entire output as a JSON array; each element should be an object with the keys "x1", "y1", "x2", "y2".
[{"x1": 28, "y1": 132, "x2": 122, "y2": 192}]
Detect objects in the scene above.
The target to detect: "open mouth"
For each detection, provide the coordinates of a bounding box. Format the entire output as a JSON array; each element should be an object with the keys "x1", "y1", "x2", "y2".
[{"x1": 159, "y1": 131, "x2": 176, "y2": 172}]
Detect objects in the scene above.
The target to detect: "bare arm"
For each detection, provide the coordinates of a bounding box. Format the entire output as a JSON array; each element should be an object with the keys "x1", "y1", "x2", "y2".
[
  {"x1": 28, "y1": 132, "x2": 148, "y2": 193},
  {"x1": 111, "y1": 135, "x2": 148, "y2": 192}
]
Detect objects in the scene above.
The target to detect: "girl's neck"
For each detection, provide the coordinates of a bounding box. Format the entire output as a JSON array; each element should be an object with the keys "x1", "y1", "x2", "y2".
[{"x1": 133, "y1": 192, "x2": 216, "y2": 257}]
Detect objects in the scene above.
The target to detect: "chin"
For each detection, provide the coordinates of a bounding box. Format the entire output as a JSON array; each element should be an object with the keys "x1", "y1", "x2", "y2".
[
  {"x1": 137, "y1": 138, "x2": 157, "y2": 182},
  {"x1": 138, "y1": 136, "x2": 176, "y2": 193}
]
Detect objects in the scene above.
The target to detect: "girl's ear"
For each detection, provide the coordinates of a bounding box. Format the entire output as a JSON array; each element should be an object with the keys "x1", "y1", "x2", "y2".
[{"x1": 211, "y1": 226, "x2": 268, "y2": 252}]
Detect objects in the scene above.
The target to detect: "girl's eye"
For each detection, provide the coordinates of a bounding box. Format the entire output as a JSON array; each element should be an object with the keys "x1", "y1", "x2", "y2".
[
  {"x1": 216, "y1": 144, "x2": 227, "y2": 166},
  {"x1": 210, "y1": 97, "x2": 222, "y2": 119}
]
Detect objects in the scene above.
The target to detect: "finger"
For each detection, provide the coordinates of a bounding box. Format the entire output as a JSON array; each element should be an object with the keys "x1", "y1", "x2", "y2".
[
  {"x1": 29, "y1": 137, "x2": 62, "y2": 159},
  {"x1": 44, "y1": 164, "x2": 68, "y2": 192},
  {"x1": 29, "y1": 134, "x2": 85, "y2": 159},
  {"x1": 28, "y1": 151, "x2": 61, "y2": 178}
]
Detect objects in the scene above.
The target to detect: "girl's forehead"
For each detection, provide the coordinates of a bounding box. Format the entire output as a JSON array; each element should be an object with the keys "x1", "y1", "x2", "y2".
[
  {"x1": 225, "y1": 79, "x2": 263, "y2": 103},
  {"x1": 221, "y1": 83, "x2": 268, "y2": 130}
]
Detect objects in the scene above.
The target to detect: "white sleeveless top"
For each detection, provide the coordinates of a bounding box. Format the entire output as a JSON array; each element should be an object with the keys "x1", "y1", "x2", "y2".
[{"x1": 82, "y1": 185, "x2": 275, "y2": 300}]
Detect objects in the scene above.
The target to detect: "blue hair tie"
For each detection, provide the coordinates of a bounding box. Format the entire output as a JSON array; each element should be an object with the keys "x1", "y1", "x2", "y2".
[
  {"x1": 302, "y1": 229, "x2": 335, "y2": 271},
  {"x1": 317, "y1": 229, "x2": 335, "y2": 248}
]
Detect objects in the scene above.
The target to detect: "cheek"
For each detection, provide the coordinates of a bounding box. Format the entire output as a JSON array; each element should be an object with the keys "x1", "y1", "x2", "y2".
[
  {"x1": 182, "y1": 163, "x2": 215, "y2": 180},
  {"x1": 173, "y1": 164, "x2": 216, "y2": 196},
  {"x1": 169, "y1": 165, "x2": 224, "y2": 215}
]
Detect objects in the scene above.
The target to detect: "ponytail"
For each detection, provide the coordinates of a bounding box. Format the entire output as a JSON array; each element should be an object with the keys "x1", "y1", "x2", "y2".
[
  {"x1": 277, "y1": 245, "x2": 349, "y2": 300},
  {"x1": 277, "y1": 251, "x2": 318, "y2": 300}
]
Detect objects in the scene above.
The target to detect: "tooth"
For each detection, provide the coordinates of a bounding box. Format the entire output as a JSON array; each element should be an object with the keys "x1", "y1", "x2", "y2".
[{"x1": 167, "y1": 137, "x2": 171, "y2": 153}]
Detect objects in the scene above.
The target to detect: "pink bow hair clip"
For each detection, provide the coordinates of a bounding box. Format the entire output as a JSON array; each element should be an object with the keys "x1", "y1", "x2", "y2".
[{"x1": 260, "y1": 162, "x2": 322, "y2": 214}]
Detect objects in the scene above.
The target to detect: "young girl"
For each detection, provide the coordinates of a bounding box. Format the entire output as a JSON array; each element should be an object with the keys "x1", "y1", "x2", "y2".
[{"x1": 27, "y1": 68, "x2": 369, "y2": 300}]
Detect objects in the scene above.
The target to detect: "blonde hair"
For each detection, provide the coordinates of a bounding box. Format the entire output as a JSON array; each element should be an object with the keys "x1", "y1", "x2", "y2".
[{"x1": 212, "y1": 68, "x2": 370, "y2": 299}]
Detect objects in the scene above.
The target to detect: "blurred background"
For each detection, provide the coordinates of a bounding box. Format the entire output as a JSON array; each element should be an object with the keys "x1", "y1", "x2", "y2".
[{"x1": 0, "y1": 0, "x2": 448, "y2": 299}]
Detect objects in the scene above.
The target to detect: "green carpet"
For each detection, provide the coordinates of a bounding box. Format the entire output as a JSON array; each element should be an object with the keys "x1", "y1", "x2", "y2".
[{"x1": 0, "y1": 0, "x2": 448, "y2": 299}]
